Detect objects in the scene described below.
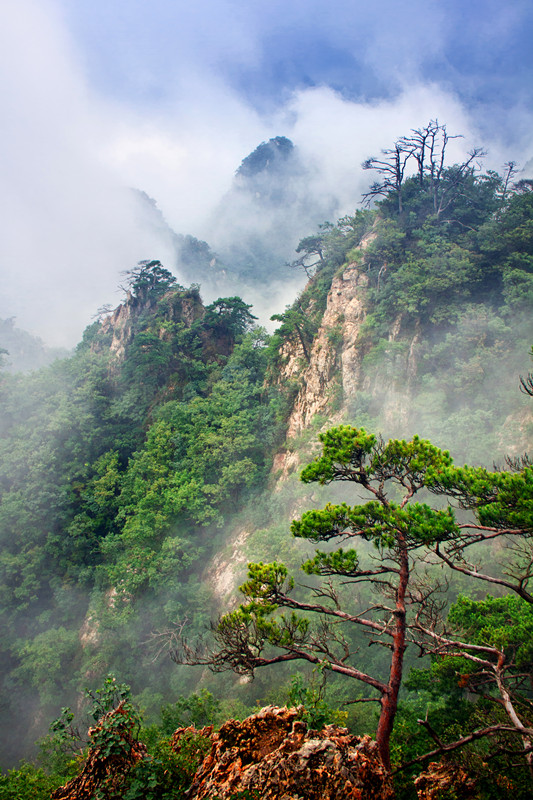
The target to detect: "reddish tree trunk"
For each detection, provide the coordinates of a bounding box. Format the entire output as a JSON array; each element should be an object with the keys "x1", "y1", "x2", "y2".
[{"x1": 375, "y1": 541, "x2": 409, "y2": 772}]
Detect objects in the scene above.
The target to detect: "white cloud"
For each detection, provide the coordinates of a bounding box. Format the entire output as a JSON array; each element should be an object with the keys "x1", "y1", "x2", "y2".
[
  {"x1": 0, "y1": 1, "x2": 173, "y2": 345},
  {"x1": 2, "y1": 1, "x2": 532, "y2": 347}
]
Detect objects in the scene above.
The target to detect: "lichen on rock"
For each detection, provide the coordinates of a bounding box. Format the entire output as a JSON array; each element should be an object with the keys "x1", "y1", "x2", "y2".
[
  {"x1": 414, "y1": 759, "x2": 480, "y2": 799},
  {"x1": 181, "y1": 705, "x2": 394, "y2": 800}
]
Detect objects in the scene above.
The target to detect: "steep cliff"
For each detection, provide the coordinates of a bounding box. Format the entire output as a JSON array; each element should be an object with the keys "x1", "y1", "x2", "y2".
[
  {"x1": 272, "y1": 262, "x2": 421, "y2": 478},
  {"x1": 281, "y1": 265, "x2": 368, "y2": 437},
  {"x1": 272, "y1": 236, "x2": 532, "y2": 477}
]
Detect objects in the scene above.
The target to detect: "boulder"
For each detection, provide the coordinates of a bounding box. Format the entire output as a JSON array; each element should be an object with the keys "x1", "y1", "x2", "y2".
[{"x1": 179, "y1": 705, "x2": 394, "y2": 800}]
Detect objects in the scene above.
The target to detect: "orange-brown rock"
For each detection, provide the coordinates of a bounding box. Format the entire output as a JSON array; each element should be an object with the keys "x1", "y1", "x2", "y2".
[
  {"x1": 414, "y1": 759, "x2": 479, "y2": 800},
  {"x1": 51, "y1": 703, "x2": 147, "y2": 800},
  {"x1": 171, "y1": 724, "x2": 214, "y2": 756},
  {"x1": 183, "y1": 705, "x2": 394, "y2": 800},
  {"x1": 280, "y1": 266, "x2": 369, "y2": 441}
]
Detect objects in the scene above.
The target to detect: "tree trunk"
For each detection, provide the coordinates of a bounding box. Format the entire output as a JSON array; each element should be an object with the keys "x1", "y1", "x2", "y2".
[
  {"x1": 375, "y1": 542, "x2": 409, "y2": 772},
  {"x1": 294, "y1": 322, "x2": 311, "y2": 363}
]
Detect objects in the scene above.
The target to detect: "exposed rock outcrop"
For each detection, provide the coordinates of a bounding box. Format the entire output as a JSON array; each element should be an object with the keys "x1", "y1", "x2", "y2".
[
  {"x1": 272, "y1": 257, "x2": 426, "y2": 481},
  {"x1": 207, "y1": 526, "x2": 250, "y2": 604},
  {"x1": 414, "y1": 759, "x2": 480, "y2": 799},
  {"x1": 181, "y1": 705, "x2": 394, "y2": 800},
  {"x1": 281, "y1": 265, "x2": 368, "y2": 439},
  {"x1": 96, "y1": 288, "x2": 205, "y2": 361},
  {"x1": 50, "y1": 705, "x2": 395, "y2": 800}
]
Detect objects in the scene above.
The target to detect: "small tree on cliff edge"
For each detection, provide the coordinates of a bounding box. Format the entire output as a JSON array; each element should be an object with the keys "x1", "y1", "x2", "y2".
[{"x1": 177, "y1": 426, "x2": 463, "y2": 772}]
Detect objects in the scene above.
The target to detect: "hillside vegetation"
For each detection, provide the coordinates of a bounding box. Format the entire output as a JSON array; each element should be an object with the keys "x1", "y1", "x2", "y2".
[{"x1": 1, "y1": 124, "x2": 533, "y2": 797}]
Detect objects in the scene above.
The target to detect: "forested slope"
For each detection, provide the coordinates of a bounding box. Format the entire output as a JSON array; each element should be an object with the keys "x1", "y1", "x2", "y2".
[
  {"x1": 0, "y1": 263, "x2": 285, "y2": 764},
  {"x1": 1, "y1": 126, "x2": 533, "y2": 797}
]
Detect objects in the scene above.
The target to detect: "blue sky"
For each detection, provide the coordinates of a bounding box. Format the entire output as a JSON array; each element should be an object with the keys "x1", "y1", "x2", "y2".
[
  {"x1": 61, "y1": 0, "x2": 533, "y2": 128},
  {"x1": 2, "y1": 0, "x2": 533, "y2": 344}
]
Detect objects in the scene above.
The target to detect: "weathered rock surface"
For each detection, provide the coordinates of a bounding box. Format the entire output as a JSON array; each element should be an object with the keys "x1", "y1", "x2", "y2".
[
  {"x1": 414, "y1": 759, "x2": 480, "y2": 799},
  {"x1": 282, "y1": 266, "x2": 368, "y2": 440},
  {"x1": 180, "y1": 705, "x2": 394, "y2": 800},
  {"x1": 96, "y1": 287, "x2": 204, "y2": 361},
  {"x1": 272, "y1": 262, "x2": 422, "y2": 481}
]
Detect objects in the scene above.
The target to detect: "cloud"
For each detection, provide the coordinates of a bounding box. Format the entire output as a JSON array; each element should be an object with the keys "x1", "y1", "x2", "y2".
[
  {"x1": 0, "y1": 1, "x2": 178, "y2": 346},
  {"x1": 0, "y1": 1, "x2": 261, "y2": 345},
  {"x1": 59, "y1": 0, "x2": 533, "y2": 119},
  {"x1": 1, "y1": 0, "x2": 532, "y2": 347}
]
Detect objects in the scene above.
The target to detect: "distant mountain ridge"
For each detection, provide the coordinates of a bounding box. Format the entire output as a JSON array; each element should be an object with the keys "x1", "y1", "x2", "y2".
[{"x1": 133, "y1": 136, "x2": 338, "y2": 297}]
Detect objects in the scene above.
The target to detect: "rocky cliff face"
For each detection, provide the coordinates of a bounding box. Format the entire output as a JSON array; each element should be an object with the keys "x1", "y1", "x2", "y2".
[
  {"x1": 96, "y1": 288, "x2": 205, "y2": 361},
  {"x1": 273, "y1": 261, "x2": 420, "y2": 478},
  {"x1": 281, "y1": 265, "x2": 368, "y2": 439}
]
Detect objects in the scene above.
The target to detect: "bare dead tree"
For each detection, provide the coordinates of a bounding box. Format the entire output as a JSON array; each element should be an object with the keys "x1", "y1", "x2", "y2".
[
  {"x1": 399, "y1": 120, "x2": 454, "y2": 188},
  {"x1": 361, "y1": 120, "x2": 486, "y2": 220},
  {"x1": 500, "y1": 161, "x2": 520, "y2": 204},
  {"x1": 92, "y1": 304, "x2": 114, "y2": 322},
  {"x1": 362, "y1": 142, "x2": 415, "y2": 213}
]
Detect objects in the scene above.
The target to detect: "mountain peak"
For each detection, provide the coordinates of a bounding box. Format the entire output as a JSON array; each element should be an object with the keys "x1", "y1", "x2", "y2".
[{"x1": 236, "y1": 136, "x2": 295, "y2": 179}]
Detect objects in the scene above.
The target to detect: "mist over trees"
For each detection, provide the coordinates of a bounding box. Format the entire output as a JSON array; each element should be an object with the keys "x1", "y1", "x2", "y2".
[
  {"x1": 0, "y1": 318, "x2": 69, "y2": 374},
  {"x1": 1, "y1": 123, "x2": 533, "y2": 797},
  {"x1": 176, "y1": 425, "x2": 533, "y2": 780}
]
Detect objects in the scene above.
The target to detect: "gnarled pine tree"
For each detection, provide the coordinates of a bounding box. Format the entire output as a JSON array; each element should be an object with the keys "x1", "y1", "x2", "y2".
[{"x1": 178, "y1": 426, "x2": 463, "y2": 772}]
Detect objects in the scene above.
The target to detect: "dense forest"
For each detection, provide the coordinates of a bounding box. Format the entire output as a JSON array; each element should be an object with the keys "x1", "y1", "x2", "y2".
[{"x1": 1, "y1": 123, "x2": 533, "y2": 798}]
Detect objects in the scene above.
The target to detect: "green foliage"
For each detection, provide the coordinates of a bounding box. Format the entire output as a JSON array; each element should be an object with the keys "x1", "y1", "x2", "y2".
[
  {"x1": 158, "y1": 689, "x2": 221, "y2": 735},
  {"x1": 0, "y1": 762, "x2": 63, "y2": 800},
  {"x1": 298, "y1": 425, "x2": 377, "y2": 483},
  {"x1": 39, "y1": 705, "x2": 83, "y2": 777},
  {"x1": 374, "y1": 236, "x2": 477, "y2": 324},
  {"x1": 286, "y1": 669, "x2": 347, "y2": 730},
  {"x1": 122, "y1": 260, "x2": 179, "y2": 301},
  {"x1": 203, "y1": 297, "x2": 257, "y2": 342},
  {"x1": 0, "y1": 272, "x2": 285, "y2": 764},
  {"x1": 113, "y1": 332, "x2": 279, "y2": 537},
  {"x1": 125, "y1": 731, "x2": 210, "y2": 800},
  {"x1": 298, "y1": 425, "x2": 453, "y2": 488},
  {"x1": 448, "y1": 594, "x2": 533, "y2": 667},
  {"x1": 15, "y1": 627, "x2": 80, "y2": 708},
  {"x1": 402, "y1": 594, "x2": 533, "y2": 798},
  {"x1": 212, "y1": 425, "x2": 470, "y2": 778},
  {"x1": 34, "y1": 677, "x2": 213, "y2": 800},
  {"x1": 425, "y1": 460, "x2": 533, "y2": 532},
  {"x1": 210, "y1": 417, "x2": 533, "y2": 782},
  {"x1": 2, "y1": 126, "x2": 533, "y2": 790},
  {"x1": 122, "y1": 332, "x2": 174, "y2": 389}
]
